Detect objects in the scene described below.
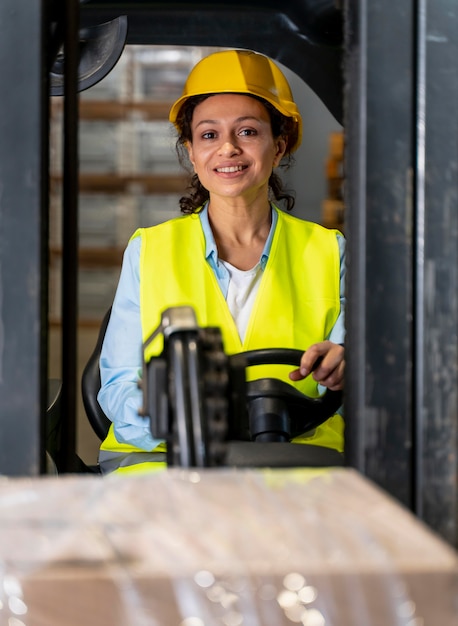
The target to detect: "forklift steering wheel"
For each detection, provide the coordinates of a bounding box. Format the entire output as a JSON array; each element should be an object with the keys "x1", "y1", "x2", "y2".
[{"x1": 230, "y1": 348, "x2": 343, "y2": 443}]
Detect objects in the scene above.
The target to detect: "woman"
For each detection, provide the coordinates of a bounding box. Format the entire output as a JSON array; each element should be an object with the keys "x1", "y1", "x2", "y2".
[{"x1": 98, "y1": 49, "x2": 345, "y2": 474}]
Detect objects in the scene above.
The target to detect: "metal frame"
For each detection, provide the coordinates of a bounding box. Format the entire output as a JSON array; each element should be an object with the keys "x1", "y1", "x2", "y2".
[
  {"x1": 413, "y1": 0, "x2": 457, "y2": 543},
  {"x1": 345, "y1": 0, "x2": 458, "y2": 545},
  {"x1": 78, "y1": 0, "x2": 344, "y2": 123},
  {"x1": 58, "y1": 0, "x2": 81, "y2": 472},
  {"x1": 345, "y1": 0, "x2": 416, "y2": 509},
  {"x1": 0, "y1": 0, "x2": 50, "y2": 475}
]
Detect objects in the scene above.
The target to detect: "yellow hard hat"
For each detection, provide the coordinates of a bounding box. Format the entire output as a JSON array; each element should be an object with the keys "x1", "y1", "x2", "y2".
[{"x1": 169, "y1": 49, "x2": 302, "y2": 152}]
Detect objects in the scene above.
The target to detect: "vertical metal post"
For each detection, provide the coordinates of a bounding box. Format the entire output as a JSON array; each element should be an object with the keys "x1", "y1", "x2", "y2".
[
  {"x1": 413, "y1": 0, "x2": 427, "y2": 524},
  {"x1": 415, "y1": 0, "x2": 458, "y2": 545},
  {"x1": 344, "y1": 0, "x2": 415, "y2": 508},
  {"x1": 58, "y1": 0, "x2": 80, "y2": 471},
  {"x1": 345, "y1": 0, "x2": 458, "y2": 545},
  {"x1": 0, "y1": 1, "x2": 49, "y2": 475},
  {"x1": 342, "y1": 0, "x2": 367, "y2": 474}
]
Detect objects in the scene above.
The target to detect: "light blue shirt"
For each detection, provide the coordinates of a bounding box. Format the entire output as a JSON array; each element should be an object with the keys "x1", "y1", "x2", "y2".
[{"x1": 98, "y1": 206, "x2": 346, "y2": 451}]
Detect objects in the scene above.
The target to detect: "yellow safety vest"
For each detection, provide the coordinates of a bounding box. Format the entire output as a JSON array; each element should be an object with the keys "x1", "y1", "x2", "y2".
[{"x1": 100, "y1": 208, "x2": 344, "y2": 473}]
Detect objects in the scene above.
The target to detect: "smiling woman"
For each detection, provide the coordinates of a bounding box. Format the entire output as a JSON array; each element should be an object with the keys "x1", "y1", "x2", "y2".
[{"x1": 97, "y1": 49, "x2": 347, "y2": 474}]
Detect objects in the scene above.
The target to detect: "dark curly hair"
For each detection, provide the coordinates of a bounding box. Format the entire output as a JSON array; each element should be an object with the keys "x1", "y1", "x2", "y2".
[{"x1": 174, "y1": 94, "x2": 298, "y2": 214}]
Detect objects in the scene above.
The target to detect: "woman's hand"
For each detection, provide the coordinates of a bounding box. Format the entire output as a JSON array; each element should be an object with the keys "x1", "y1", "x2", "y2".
[{"x1": 289, "y1": 341, "x2": 345, "y2": 391}]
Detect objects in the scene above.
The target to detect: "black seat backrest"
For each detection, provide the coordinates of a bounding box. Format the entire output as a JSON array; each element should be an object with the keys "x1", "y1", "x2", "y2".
[{"x1": 81, "y1": 307, "x2": 112, "y2": 441}]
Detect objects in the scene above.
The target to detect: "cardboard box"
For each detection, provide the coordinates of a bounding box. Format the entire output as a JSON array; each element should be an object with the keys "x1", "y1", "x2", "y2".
[{"x1": 0, "y1": 468, "x2": 456, "y2": 625}]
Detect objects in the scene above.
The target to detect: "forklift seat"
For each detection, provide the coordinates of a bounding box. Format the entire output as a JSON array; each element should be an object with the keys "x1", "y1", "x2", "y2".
[{"x1": 81, "y1": 307, "x2": 112, "y2": 441}]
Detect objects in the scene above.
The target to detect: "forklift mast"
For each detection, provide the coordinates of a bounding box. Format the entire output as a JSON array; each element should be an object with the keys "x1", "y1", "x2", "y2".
[{"x1": 0, "y1": 0, "x2": 456, "y2": 547}]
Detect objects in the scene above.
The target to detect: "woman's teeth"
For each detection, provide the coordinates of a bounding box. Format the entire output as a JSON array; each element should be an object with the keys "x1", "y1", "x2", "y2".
[{"x1": 216, "y1": 165, "x2": 244, "y2": 173}]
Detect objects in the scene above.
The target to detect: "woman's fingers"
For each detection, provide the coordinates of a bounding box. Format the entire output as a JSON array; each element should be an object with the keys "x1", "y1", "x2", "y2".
[{"x1": 289, "y1": 342, "x2": 345, "y2": 390}]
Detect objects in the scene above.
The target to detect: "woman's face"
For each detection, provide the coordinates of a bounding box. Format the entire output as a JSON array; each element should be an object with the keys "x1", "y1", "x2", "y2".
[{"x1": 186, "y1": 94, "x2": 286, "y2": 204}]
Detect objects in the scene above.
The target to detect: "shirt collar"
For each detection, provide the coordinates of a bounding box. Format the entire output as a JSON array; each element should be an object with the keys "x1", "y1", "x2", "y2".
[{"x1": 199, "y1": 202, "x2": 278, "y2": 272}]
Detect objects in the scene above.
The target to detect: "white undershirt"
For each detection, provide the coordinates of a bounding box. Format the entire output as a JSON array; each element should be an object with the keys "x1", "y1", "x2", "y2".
[{"x1": 221, "y1": 259, "x2": 263, "y2": 342}]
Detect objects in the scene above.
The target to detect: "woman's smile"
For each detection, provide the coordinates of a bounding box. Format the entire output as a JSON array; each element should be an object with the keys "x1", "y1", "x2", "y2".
[{"x1": 215, "y1": 164, "x2": 247, "y2": 174}]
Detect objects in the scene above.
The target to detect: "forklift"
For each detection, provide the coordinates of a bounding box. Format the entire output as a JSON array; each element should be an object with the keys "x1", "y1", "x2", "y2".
[{"x1": 0, "y1": 0, "x2": 456, "y2": 550}]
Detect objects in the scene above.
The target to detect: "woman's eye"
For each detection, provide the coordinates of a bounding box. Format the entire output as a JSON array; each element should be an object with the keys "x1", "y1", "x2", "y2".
[
  {"x1": 239, "y1": 128, "x2": 257, "y2": 137},
  {"x1": 201, "y1": 131, "x2": 216, "y2": 140}
]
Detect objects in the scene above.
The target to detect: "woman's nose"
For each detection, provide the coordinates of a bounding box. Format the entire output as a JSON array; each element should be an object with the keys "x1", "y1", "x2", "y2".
[{"x1": 218, "y1": 139, "x2": 241, "y2": 156}]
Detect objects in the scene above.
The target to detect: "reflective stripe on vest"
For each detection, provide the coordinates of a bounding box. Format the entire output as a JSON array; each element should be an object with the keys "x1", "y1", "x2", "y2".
[{"x1": 98, "y1": 448, "x2": 166, "y2": 474}]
